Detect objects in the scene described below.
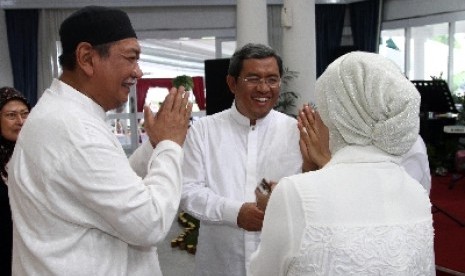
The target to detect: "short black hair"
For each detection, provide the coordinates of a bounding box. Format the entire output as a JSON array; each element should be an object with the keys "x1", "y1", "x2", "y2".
[
  {"x1": 59, "y1": 42, "x2": 112, "y2": 71},
  {"x1": 228, "y1": 43, "x2": 283, "y2": 78}
]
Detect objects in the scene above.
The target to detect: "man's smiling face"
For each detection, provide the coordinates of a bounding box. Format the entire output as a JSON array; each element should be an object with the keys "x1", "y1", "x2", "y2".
[{"x1": 227, "y1": 57, "x2": 281, "y2": 124}]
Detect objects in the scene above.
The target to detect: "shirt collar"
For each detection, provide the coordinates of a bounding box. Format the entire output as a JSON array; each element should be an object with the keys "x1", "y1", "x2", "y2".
[
  {"x1": 328, "y1": 145, "x2": 402, "y2": 166},
  {"x1": 230, "y1": 100, "x2": 275, "y2": 127},
  {"x1": 50, "y1": 78, "x2": 107, "y2": 121}
]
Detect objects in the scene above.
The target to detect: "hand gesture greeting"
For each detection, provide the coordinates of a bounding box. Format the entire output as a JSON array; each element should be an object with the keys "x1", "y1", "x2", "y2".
[
  {"x1": 297, "y1": 104, "x2": 331, "y2": 172},
  {"x1": 144, "y1": 86, "x2": 193, "y2": 147}
]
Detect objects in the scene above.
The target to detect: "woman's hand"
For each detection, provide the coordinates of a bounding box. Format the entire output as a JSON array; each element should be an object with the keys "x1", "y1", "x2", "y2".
[{"x1": 297, "y1": 104, "x2": 331, "y2": 172}]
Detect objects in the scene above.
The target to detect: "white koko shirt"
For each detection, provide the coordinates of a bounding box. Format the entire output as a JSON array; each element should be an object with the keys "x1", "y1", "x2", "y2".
[
  {"x1": 181, "y1": 104, "x2": 303, "y2": 276},
  {"x1": 401, "y1": 136, "x2": 431, "y2": 194},
  {"x1": 8, "y1": 79, "x2": 183, "y2": 276},
  {"x1": 249, "y1": 145, "x2": 435, "y2": 276}
]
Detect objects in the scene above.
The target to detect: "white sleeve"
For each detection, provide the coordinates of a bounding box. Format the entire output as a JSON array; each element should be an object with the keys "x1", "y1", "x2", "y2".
[
  {"x1": 401, "y1": 137, "x2": 431, "y2": 194},
  {"x1": 56, "y1": 139, "x2": 183, "y2": 247},
  {"x1": 128, "y1": 140, "x2": 153, "y2": 178},
  {"x1": 180, "y1": 125, "x2": 243, "y2": 227},
  {"x1": 249, "y1": 178, "x2": 305, "y2": 276}
]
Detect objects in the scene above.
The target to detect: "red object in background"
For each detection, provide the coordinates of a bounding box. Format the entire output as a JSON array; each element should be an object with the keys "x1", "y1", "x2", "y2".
[
  {"x1": 455, "y1": 150, "x2": 465, "y2": 172},
  {"x1": 136, "y1": 77, "x2": 205, "y2": 112},
  {"x1": 430, "y1": 175, "x2": 465, "y2": 274}
]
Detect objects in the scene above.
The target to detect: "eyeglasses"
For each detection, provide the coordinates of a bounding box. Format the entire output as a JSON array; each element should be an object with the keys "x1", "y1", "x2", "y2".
[
  {"x1": 1, "y1": 111, "x2": 29, "y2": 121},
  {"x1": 241, "y1": 76, "x2": 281, "y2": 88}
]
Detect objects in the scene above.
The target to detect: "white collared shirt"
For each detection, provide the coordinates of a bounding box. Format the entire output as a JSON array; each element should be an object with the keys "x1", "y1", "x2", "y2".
[
  {"x1": 8, "y1": 78, "x2": 183, "y2": 276},
  {"x1": 181, "y1": 103, "x2": 303, "y2": 276},
  {"x1": 401, "y1": 136, "x2": 431, "y2": 194}
]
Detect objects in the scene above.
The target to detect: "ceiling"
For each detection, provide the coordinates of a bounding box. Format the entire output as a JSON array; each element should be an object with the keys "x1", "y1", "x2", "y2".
[
  {"x1": 0, "y1": 0, "x2": 369, "y2": 9},
  {"x1": 139, "y1": 38, "x2": 236, "y2": 78},
  {"x1": 315, "y1": 0, "x2": 367, "y2": 3}
]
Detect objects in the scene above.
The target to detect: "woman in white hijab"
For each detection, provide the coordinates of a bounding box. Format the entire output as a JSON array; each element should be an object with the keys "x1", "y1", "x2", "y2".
[{"x1": 248, "y1": 52, "x2": 435, "y2": 276}]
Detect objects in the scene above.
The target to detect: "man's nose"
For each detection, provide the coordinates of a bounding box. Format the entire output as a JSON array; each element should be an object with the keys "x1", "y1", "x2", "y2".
[
  {"x1": 256, "y1": 81, "x2": 271, "y2": 92},
  {"x1": 133, "y1": 64, "x2": 143, "y2": 79}
]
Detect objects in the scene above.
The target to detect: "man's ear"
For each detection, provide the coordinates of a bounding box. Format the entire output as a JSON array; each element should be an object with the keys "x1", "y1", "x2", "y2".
[
  {"x1": 75, "y1": 42, "x2": 95, "y2": 76},
  {"x1": 226, "y1": 75, "x2": 237, "y2": 95}
]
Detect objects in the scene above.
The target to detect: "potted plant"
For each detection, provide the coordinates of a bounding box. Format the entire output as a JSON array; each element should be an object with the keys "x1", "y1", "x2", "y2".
[
  {"x1": 172, "y1": 75, "x2": 194, "y2": 91},
  {"x1": 274, "y1": 68, "x2": 299, "y2": 117}
]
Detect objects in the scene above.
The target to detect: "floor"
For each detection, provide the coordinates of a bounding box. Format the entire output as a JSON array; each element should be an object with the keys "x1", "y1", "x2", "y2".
[
  {"x1": 158, "y1": 219, "x2": 196, "y2": 276},
  {"x1": 430, "y1": 175, "x2": 465, "y2": 274}
]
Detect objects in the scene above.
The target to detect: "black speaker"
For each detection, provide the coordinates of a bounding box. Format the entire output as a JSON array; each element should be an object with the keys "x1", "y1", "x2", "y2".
[
  {"x1": 332, "y1": 45, "x2": 359, "y2": 61},
  {"x1": 204, "y1": 58, "x2": 234, "y2": 115}
]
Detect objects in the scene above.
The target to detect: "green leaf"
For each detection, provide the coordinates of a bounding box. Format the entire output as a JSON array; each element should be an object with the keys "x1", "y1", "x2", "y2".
[{"x1": 172, "y1": 75, "x2": 194, "y2": 91}]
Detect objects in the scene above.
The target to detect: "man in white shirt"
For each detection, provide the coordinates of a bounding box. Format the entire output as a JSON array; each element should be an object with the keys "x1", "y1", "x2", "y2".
[
  {"x1": 180, "y1": 43, "x2": 310, "y2": 276},
  {"x1": 8, "y1": 6, "x2": 192, "y2": 275},
  {"x1": 402, "y1": 136, "x2": 431, "y2": 194}
]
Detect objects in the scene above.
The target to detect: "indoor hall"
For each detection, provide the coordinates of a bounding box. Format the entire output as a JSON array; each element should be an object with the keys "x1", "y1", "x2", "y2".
[{"x1": 1, "y1": 0, "x2": 465, "y2": 275}]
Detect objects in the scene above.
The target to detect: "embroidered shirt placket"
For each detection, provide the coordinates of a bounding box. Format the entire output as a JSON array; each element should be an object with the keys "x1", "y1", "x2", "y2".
[{"x1": 244, "y1": 124, "x2": 259, "y2": 266}]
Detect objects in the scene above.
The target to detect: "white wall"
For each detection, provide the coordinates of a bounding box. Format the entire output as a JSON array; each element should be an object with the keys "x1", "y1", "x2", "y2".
[
  {"x1": 383, "y1": 0, "x2": 465, "y2": 22},
  {"x1": 126, "y1": 6, "x2": 236, "y2": 40},
  {"x1": 0, "y1": 9, "x2": 13, "y2": 87},
  {"x1": 0, "y1": 0, "x2": 281, "y2": 9}
]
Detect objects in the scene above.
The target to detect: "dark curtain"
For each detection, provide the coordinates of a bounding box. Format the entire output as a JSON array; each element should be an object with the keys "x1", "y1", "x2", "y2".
[
  {"x1": 5, "y1": 9, "x2": 39, "y2": 107},
  {"x1": 315, "y1": 4, "x2": 346, "y2": 77},
  {"x1": 349, "y1": 0, "x2": 381, "y2": 53}
]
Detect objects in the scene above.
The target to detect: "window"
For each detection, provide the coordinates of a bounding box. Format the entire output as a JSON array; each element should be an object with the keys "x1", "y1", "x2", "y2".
[
  {"x1": 410, "y1": 23, "x2": 449, "y2": 81},
  {"x1": 380, "y1": 15, "x2": 465, "y2": 97},
  {"x1": 452, "y1": 20, "x2": 465, "y2": 97},
  {"x1": 379, "y1": 29, "x2": 405, "y2": 73}
]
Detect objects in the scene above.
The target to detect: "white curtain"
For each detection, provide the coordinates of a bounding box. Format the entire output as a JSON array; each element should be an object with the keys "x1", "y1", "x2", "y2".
[{"x1": 38, "y1": 9, "x2": 72, "y2": 98}]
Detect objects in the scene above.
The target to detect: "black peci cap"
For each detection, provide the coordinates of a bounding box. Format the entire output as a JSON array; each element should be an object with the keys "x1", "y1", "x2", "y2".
[{"x1": 59, "y1": 5, "x2": 137, "y2": 55}]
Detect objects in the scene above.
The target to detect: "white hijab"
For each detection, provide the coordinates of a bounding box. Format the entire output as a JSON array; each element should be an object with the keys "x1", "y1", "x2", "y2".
[{"x1": 316, "y1": 51, "x2": 420, "y2": 156}]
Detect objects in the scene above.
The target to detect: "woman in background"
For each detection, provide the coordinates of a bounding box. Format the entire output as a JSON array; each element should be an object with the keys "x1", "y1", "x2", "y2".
[
  {"x1": 249, "y1": 52, "x2": 435, "y2": 275},
  {"x1": 0, "y1": 87, "x2": 30, "y2": 275}
]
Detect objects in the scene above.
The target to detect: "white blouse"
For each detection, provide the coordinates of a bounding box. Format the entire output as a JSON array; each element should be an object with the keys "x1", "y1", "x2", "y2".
[{"x1": 249, "y1": 145, "x2": 435, "y2": 276}]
